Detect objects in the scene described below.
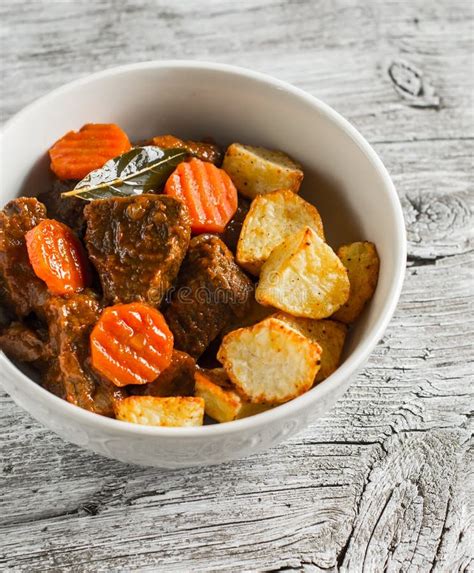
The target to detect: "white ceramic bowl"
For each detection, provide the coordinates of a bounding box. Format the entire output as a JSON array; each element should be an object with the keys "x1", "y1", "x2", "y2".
[{"x1": 0, "y1": 61, "x2": 406, "y2": 468}]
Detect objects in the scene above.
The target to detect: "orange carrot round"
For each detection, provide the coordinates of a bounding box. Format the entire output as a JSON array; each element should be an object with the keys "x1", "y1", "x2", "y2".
[
  {"x1": 164, "y1": 158, "x2": 238, "y2": 234},
  {"x1": 49, "y1": 123, "x2": 131, "y2": 180},
  {"x1": 90, "y1": 303, "x2": 174, "y2": 387},
  {"x1": 25, "y1": 219, "x2": 91, "y2": 296}
]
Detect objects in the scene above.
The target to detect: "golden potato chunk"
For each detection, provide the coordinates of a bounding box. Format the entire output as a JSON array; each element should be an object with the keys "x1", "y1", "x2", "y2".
[
  {"x1": 217, "y1": 317, "x2": 322, "y2": 404},
  {"x1": 195, "y1": 368, "x2": 271, "y2": 423},
  {"x1": 273, "y1": 313, "x2": 347, "y2": 383},
  {"x1": 115, "y1": 396, "x2": 204, "y2": 427},
  {"x1": 222, "y1": 143, "x2": 303, "y2": 199},
  {"x1": 237, "y1": 189, "x2": 325, "y2": 275},
  {"x1": 256, "y1": 227, "x2": 350, "y2": 319},
  {"x1": 333, "y1": 241, "x2": 380, "y2": 323}
]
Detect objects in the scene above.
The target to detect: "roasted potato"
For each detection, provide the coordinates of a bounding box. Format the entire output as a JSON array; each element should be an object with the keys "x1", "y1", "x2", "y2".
[
  {"x1": 273, "y1": 313, "x2": 347, "y2": 383},
  {"x1": 222, "y1": 143, "x2": 303, "y2": 199},
  {"x1": 256, "y1": 227, "x2": 350, "y2": 319},
  {"x1": 195, "y1": 368, "x2": 271, "y2": 422},
  {"x1": 115, "y1": 396, "x2": 204, "y2": 427},
  {"x1": 217, "y1": 317, "x2": 322, "y2": 404},
  {"x1": 236, "y1": 189, "x2": 325, "y2": 275},
  {"x1": 333, "y1": 241, "x2": 380, "y2": 323}
]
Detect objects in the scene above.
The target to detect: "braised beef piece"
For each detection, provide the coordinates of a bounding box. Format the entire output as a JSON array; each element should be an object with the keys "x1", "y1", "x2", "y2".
[
  {"x1": 0, "y1": 198, "x2": 49, "y2": 317},
  {"x1": 0, "y1": 197, "x2": 129, "y2": 417},
  {"x1": 198, "y1": 336, "x2": 223, "y2": 369},
  {"x1": 43, "y1": 292, "x2": 99, "y2": 407},
  {"x1": 0, "y1": 291, "x2": 14, "y2": 329},
  {"x1": 220, "y1": 196, "x2": 250, "y2": 253},
  {"x1": 42, "y1": 360, "x2": 68, "y2": 399},
  {"x1": 43, "y1": 292, "x2": 125, "y2": 416},
  {"x1": 37, "y1": 179, "x2": 85, "y2": 236},
  {"x1": 0, "y1": 321, "x2": 52, "y2": 366},
  {"x1": 164, "y1": 234, "x2": 253, "y2": 358},
  {"x1": 84, "y1": 195, "x2": 191, "y2": 306},
  {"x1": 145, "y1": 135, "x2": 222, "y2": 165},
  {"x1": 130, "y1": 350, "x2": 196, "y2": 397}
]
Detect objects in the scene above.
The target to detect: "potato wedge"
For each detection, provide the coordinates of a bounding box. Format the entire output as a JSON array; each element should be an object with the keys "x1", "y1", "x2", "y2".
[
  {"x1": 237, "y1": 189, "x2": 325, "y2": 275},
  {"x1": 256, "y1": 227, "x2": 350, "y2": 319},
  {"x1": 333, "y1": 241, "x2": 380, "y2": 323},
  {"x1": 222, "y1": 143, "x2": 303, "y2": 199},
  {"x1": 217, "y1": 317, "x2": 322, "y2": 404},
  {"x1": 115, "y1": 396, "x2": 204, "y2": 427},
  {"x1": 195, "y1": 368, "x2": 271, "y2": 422},
  {"x1": 273, "y1": 313, "x2": 347, "y2": 382}
]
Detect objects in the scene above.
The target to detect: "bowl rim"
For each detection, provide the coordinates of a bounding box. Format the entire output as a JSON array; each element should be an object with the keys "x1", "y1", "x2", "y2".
[{"x1": 0, "y1": 59, "x2": 406, "y2": 438}]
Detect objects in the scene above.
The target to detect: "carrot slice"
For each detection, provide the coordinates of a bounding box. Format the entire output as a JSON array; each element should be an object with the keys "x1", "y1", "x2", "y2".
[
  {"x1": 90, "y1": 303, "x2": 174, "y2": 387},
  {"x1": 164, "y1": 158, "x2": 238, "y2": 234},
  {"x1": 49, "y1": 123, "x2": 131, "y2": 180},
  {"x1": 25, "y1": 219, "x2": 91, "y2": 295}
]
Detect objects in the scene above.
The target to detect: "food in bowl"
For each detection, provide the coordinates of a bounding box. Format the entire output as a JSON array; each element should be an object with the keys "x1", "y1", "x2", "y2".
[{"x1": 0, "y1": 122, "x2": 380, "y2": 428}]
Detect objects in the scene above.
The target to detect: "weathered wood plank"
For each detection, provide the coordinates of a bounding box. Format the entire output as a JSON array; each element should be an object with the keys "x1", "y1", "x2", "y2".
[
  {"x1": 1, "y1": 0, "x2": 473, "y2": 143},
  {"x1": 0, "y1": 0, "x2": 472, "y2": 571}
]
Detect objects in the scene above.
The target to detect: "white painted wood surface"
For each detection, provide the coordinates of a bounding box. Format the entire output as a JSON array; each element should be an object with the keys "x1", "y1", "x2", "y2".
[{"x1": 1, "y1": 1, "x2": 473, "y2": 571}]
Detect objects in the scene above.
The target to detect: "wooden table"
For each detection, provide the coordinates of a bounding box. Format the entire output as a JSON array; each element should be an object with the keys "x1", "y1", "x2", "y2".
[{"x1": 1, "y1": 1, "x2": 472, "y2": 571}]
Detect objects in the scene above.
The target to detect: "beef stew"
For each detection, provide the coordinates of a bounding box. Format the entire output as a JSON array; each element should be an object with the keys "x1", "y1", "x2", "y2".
[{"x1": 0, "y1": 123, "x2": 379, "y2": 427}]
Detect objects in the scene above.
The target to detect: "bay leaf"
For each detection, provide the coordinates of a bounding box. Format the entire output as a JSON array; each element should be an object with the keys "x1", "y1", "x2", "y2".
[{"x1": 62, "y1": 146, "x2": 188, "y2": 201}]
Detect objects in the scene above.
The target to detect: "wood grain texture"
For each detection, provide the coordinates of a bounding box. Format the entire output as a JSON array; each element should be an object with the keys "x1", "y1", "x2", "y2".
[{"x1": 0, "y1": 0, "x2": 473, "y2": 571}]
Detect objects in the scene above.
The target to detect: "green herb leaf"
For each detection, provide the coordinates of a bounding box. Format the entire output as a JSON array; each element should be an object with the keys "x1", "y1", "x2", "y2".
[{"x1": 61, "y1": 146, "x2": 188, "y2": 201}]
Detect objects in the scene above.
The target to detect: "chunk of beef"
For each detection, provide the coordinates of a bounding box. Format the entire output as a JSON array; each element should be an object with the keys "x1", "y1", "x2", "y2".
[
  {"x1": 198, "y1": 336, "x2": 225, "y2": 370},
  {"x1": 0, "y1": 321, "x2": 52, "y2": 366},
  {"x1": 220, "y1": 196, "x2": 250, "y2": 252},
  {"x1": 42, "y1": 360, "x2": 68, "y2": 399},
  {"x1": 43, "y1": 292, "x2": 125, "y2": 416},
  {"x1": 0, "y1": 198, "x2": 49, "y2": 317},
  {"x1": 84, "y1": 195, "x2": 191, "y2": 306},
  {"x1": 164, "y1": 235, "x2": 253, "y2": 358},
  {"x1": 148, "y1": 135, "x2": 222, "y2": 165},
  {"x1": 0, "y1": 292, "x2": 14, "y2": 329},
  {"x1": 43, "y1": 292, "x2": 99, "y2": 409},
  {"x1": 37, "y1": 179, "x2": 85, "y2": 236},
  {"x1": 129, "y1": 350, "x2": 195, "y2": 397}
]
